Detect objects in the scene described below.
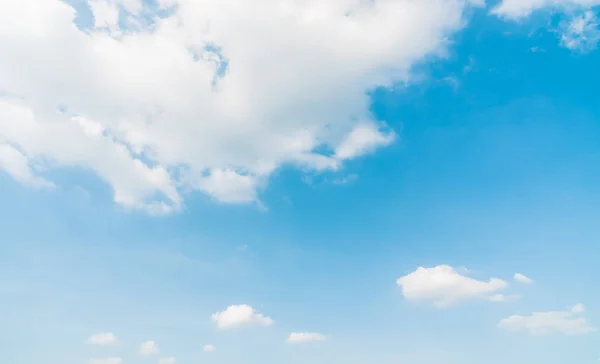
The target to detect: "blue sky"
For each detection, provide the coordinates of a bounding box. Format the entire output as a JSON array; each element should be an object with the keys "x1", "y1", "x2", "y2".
[{"x1": 1, "y1": 1, "x2": 600, "y2": 364}]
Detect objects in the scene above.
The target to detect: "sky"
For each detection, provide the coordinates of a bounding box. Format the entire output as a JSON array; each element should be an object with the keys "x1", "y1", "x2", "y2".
[{"x1": 1, "y1": 0, "x2": 600, "y2": 363}]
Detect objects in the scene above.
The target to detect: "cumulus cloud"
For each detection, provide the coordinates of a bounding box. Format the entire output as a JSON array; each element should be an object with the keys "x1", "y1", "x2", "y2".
[
  {"x1": 396, "y1": 265, "x2": 509, "y2": 308},
  {"x1": 86, "y1": 333, "x2": 118, "y2": 346},
  {"x1": 86, "y1": 358, "x2": 122, "y2": 364},
  {"x1": 211, "y1": 304, "x2": 274, "y2": 330},
  {"x1": 140, "y1": 341, "x2": 159, "y2": 356},
  {"x1": 498, "y1": 304, "x2": 596, "y2": 335},
  {"x1": 203, "y1": 344, "x2": 216, "y2": 352},
  {"x1": 0, "y1": 0, "x2": 484, "y2": 213},
  {"x1": 492, "y1": 0, "x2": 600, "y2": 19},
  {"x1": 287, "y1": 332, "x2": 327, "y2": 344}
]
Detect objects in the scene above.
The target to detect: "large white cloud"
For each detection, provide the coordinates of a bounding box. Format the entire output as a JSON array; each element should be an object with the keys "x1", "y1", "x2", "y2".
[
  {"x1": 396, "y1": 265, "x2": 509, "y2": 308},
  {"x1": 498, "y1": 304, "x2": 596, "y2": 335},
  {"x1": 0, "y1": 0, "x2": 483, "y2": 213},
  {"x1": 211, "y1": 304, "x2": 274, "y2": 330}
]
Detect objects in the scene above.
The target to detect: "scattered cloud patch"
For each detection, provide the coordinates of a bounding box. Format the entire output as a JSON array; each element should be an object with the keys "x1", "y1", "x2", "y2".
[
  {"x1": 396, "y1": 265, "x2": 509, "y2": 308},
  {"x1": 558, "y1": 11, "x2": 600, "y2": 52},
  {"x1": 498, "y1": 304, "x2": 596, "y2": 335},
  {"x1": 331, "y1": 174, "x2": 358, "y2": 185},
  {"x1": 140, "y1": 341, "x2": 159, "y2": 356},
  {"x1": 492, "y1": 0, "x2": 600, "y2": 19},
  {"x1": 211, "y1": 304, "x2": 274, "y2": 330},
  {"x1": 287, "y1": 332, "x2": 327, "y2": 344},
  {"x1": 86, "y1": 333, "x2": 118, "y2": 346}
]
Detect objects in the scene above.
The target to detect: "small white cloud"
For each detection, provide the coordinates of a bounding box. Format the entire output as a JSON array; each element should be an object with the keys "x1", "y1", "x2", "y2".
[
  {"x1": 195, "y1": 169, "x2": 260, "y2": 204},
  {"x1": 158, "y1": 357, "x2": 176, "y2": 364},
  {"x1": 514, "y1": 273, "x2": 534, "y2": 284},
  {"x1": 396, "y1": 265, "x2": 509, "y2": 308},
  {"x1": 140, "y1": 341, "x2": 159, "y2": 356},
  {"x1": 559, "y1": 11, "x2": 600, "y2": 53},
  {"x1": 287, "y1": 332, "x2": 327, "y2": 344},
  {"x1": 498, "y1": 303, "x2": 596, "y2": 335},
  {"x1": 211, "y1": 304, "x2": 274, "y2": 330},
  {"x1": 86, "y1": 358, "x2": 122, "y2": 364},
  {"x1": 203, "y1": 344, "x2": 216, "y2": 352},
  {"x1": 489, "y1": 294, "x2": 520, "y2": 303},
  {"x1": 335, "y1": 124, "x2": 396, "y2": 160},
  {"x1": 571, "y1": 303, "x2": 586, "y2": 314},
  {"x1": 86, "y1": 333, "x2": 118, "y2": 346}
]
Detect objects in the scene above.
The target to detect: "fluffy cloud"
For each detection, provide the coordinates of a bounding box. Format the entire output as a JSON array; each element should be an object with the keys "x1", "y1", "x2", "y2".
[
  {"x1": 203, "y1": 344, "x2": 216, "y2": 352},
  {"x1": 86, "y1": 333, "x2": 118, "y2": 346},
  {"x1": 211, "y1": 304, "x2": 274, "y2": 330},
  {"x1": 396, "y1": 265, "x2": 509, "y2": 308},
  {"x1": 514, "y1": 273, "x2": 534, "y2": 284},
  {"x1": 158, "y1": 358, "x2": 176, "y2": 364},
  {"x1": 86, "y1": 359, "x2": 122, "y2": 364},
  {"x1": 140, "y1": 341, "x2": 159, "y2": 356},
  {"x1": 0, "y1": 0, "x2": 483, "y2": 213},
  {"x1": 287, "y1": 332, "x2": 327, "y2": 344},
  {"x1": 498, "y1": 304, "x2": 596, "y2": 335},
  {"x1": 492, "y1": 0, "x2": 600, "y2": 19},
  {"x1": 559, "y1": 10, "x2": 600, "y2": 52},
  {"x1": 0, "y1": 143, "x2": 54, "y2": 189}
]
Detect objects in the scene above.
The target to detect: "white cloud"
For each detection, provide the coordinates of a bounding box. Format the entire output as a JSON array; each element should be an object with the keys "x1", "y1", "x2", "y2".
[
  {"x1": 287, "y1": 332, "x2": 327, "y2": 344},
  {"x1": 203, "y1": 344, "x2": 216, "y2": 352},
  {"x1": 86, "y1": 358, "x2": 122, "y2": 364},
  {"x1": 558, "y1": 10, "x2": 600, "y2": 52},
  {"x1": 488, "y1": 293, "x2": 520, "y2": 302},
  {"x1": 158, "y1": 358, "x2": 176, "y2": 364},
  {"x1": 514, "y1": 273, "x2": 534, "y2": 284},
  {"x1": 492, "y1": 0, "x2": 600, "y2": 19},
  {"x1": 0, "y1": 0, "x2": 484, "y2": 213},
  {"x1": 498, "y1": 304, "x2": 596, "y2": 335},
  {"x1": 571, "y1": 303, "x2": 586, "y2": 313},
  {"x1": 334, "y1": 123, "x2": 396, "y2": 160},
  {"x1": 140, "y1": 341, "x2": 159, "y2": 356},
  {"x1": 0, "y1": 143, "x2": 54, "y2": 189},
  {"x1": 396, "y1": 265, "x2": 509, "y2": 308},
  {"x1": 211, "y1": 304, "x2": 274, "y2": 330},
  {"x1": 86, "y1": 333, "x2": 118, "y2": 346}
]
